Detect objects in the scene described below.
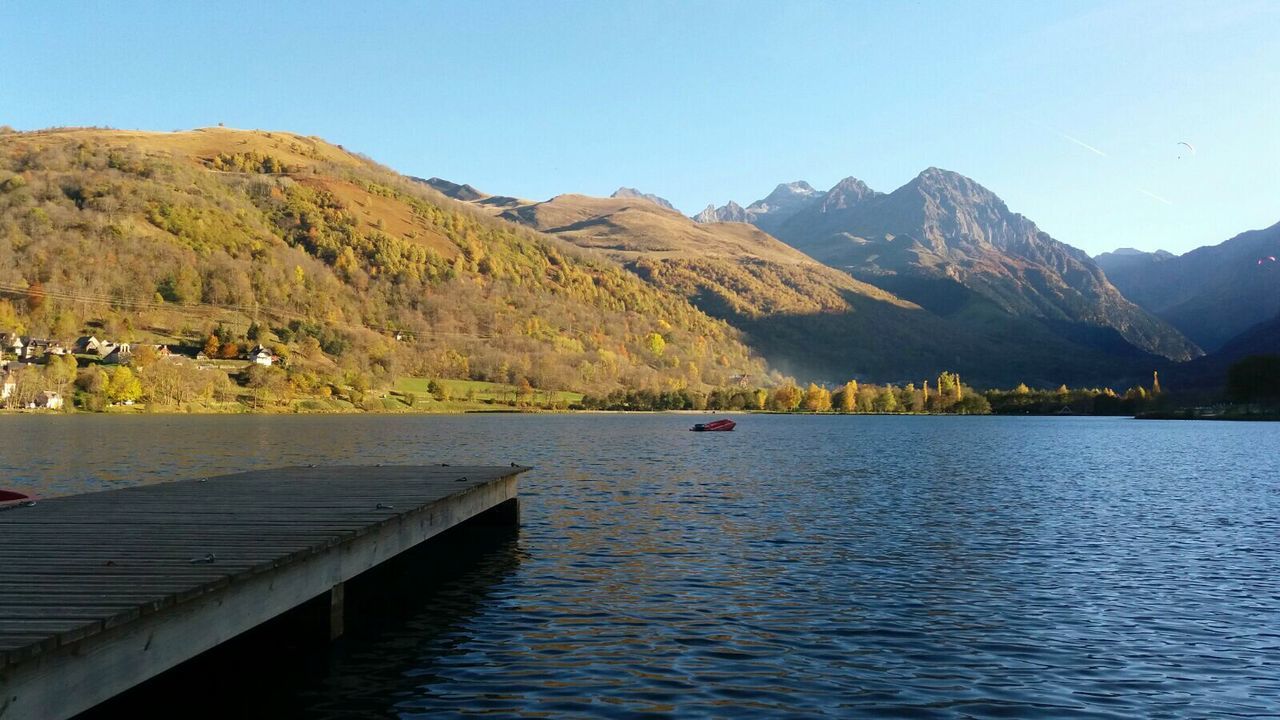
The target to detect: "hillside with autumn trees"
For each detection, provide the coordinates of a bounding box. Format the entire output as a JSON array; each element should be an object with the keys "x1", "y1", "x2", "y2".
[{"x1": 0, "y1": 126, "x2": 768, "y2": 409}]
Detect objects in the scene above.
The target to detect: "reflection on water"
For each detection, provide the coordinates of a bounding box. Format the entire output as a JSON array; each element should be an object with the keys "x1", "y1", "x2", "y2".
[{"x1": 5, "y1": 414, "x2": 1279, "y2": 717}]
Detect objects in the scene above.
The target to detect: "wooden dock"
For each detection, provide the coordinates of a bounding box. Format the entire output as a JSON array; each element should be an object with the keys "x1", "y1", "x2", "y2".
[{"x1": 0, "y1": 464, "x2": 526, "y2": 720}]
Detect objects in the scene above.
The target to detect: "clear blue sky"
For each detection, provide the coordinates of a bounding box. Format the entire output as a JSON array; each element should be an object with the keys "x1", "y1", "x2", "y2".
[{"x1": 3, "y1": 0, "x2": 1277, "y2": 255}]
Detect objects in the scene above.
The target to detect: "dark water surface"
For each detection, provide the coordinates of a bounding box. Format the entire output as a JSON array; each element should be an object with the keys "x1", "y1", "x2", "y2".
[{"x1": 3, "y1": 414, "x2": 1278, "y2": 718}]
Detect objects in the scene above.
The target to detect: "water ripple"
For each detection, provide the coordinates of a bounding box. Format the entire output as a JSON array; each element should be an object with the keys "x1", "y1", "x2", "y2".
[{"x1": 7, "y1": 414, "x2": 1280, "y2": 718}]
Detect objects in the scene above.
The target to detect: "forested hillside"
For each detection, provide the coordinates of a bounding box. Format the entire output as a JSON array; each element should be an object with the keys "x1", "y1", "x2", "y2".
[{"x1": 0, "y1": 127, "x2": 766, "y2": 401}]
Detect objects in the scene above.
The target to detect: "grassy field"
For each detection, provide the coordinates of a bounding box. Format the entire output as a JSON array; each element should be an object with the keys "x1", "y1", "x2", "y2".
[{"x1": 393, "y1": 377, "x2": 582, "y2": 408}]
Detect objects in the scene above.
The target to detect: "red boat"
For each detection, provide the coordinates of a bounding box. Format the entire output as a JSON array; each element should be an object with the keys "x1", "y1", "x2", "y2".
[
  {"x1": 690, "y1": 418, "x2": 736, "y2": 432},
  {"x1": 0, "y1": 490, "x2": 35, "y2": 510}
]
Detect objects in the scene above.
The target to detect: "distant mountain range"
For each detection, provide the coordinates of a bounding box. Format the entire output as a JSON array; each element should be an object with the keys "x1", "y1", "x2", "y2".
[
  {"x1": 433, "y1": 169, "x2": 1220, "y2": 387},
  {"x1": 693, "y1": 169, "x2": 1200, "y2": 361},
  {"x1": 1093, "y1": 247, "x2": 1176, "y2": 275},
  {"x1": 489, "y1": 192, "x2": 966, "y2": 381},
  {"x1": 695, "y1": 181, "x2": 827, "y2": 235},
  {"x1": 420, "y1": 161, "x2": 1280, "y2": 390},
  {"x1": 6, "y1": 124, "x2": 1271, "y2": 398},
  {"x1": 1094, "y1": 222, "x2": 1280, "y2": 352}
]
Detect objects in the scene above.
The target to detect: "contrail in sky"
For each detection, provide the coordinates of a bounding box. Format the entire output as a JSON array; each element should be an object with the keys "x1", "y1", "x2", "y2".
[
  {"x1": 1138, "y1": 188, "x2": 1174, "y2": 206},
  {"x1": 1058, "y1": 131, "x2": 1108, "y2": 157}
]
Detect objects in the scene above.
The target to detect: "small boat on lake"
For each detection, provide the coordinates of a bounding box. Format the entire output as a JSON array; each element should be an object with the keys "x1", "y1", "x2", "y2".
[
  {"x1": 0, "y1": 490, "x2": 35, "y2": 510},
  {"x1": 691, "y1": 418, "x2": 736, "y2": 432}
]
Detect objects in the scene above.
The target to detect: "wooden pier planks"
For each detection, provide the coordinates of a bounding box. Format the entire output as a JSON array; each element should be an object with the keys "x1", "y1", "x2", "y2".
[{"x1": 0, "y1": 464, "x2": 526, "y2": 720}]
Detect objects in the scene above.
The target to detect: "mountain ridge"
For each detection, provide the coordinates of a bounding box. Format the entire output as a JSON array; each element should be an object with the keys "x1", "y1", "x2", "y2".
[
  {"x1": 422, "y1": 179, "x2": 1184, "y2": 387},
  {"x1": 1097, "y1": 221, "x2": 1280, "y2": 351},
  {"x1": 717, "y1": 168, "x2": 1201, "y2": 362}
]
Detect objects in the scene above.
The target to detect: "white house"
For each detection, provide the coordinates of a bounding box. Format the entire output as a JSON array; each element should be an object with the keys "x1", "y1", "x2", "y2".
[
  {"x1": 1, "y1": 372, "x2": 15, "y2": 401},
  {"x1": 22, "y1": 339, "x2": 53, "y2": 360},
  {"x1": 74, "y1": 335, "x2": 103, "y2": 354},
  {"x1": 1, "y1": 332, "x2": 23, "y2": 358},
  {"x1": 33, "y1": 390, "x2": 63, "y2": 410},
  {"x1": 101, "y1": 345, "x2": 134, "y2": 365},
  {"x1": 248, "y1": 344, "x2": 275, "y2": 366}
]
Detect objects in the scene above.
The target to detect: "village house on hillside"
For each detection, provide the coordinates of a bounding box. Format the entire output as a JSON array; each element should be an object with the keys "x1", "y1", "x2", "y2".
[
  {"x1": 247, "y1": 344, "x2": 277, "y2": 366},
  {"x1": 74, "y1": 335, "x2": 104, "y2": 354},
  {"x1": 74, "y1": 336, "x2": 135, "y2": 360},
  {"x1": 1, "y1": 332, "x2": 23, "y2": 358},
  {"x1": 0, "y1": 331, "x2": 175, "y2": 369},
  {"x1": 21, "y1": 339, "x2": 69, "y2": 360},
  {"x1": 101, "y1": 344, "x2": 133, "y2": 365},
  {"x1": 3, "y1": 333, "x2": 72, "y2": 363}
]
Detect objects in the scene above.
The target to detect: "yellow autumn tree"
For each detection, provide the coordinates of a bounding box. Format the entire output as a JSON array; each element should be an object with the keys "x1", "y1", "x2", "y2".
[
  {"x1": 770, "y1": 383, "x2": 802, "y2": 411},
  {"x1": 803, "y1": 383, "x2": 832, "y2": 412},
  {"x1": 838, "y1": 380, "x2": 857, "y2": 412}
]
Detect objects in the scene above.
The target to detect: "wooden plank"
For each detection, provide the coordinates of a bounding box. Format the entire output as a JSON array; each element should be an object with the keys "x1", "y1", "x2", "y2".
[{"x1": 0, "y1": 464, "x2": 525, "y2": 720}]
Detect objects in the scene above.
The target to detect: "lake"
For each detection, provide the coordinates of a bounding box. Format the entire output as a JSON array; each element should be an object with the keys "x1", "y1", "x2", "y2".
[{"x1": 3, "y1": 414, "x2": 1278, "y2": 717}]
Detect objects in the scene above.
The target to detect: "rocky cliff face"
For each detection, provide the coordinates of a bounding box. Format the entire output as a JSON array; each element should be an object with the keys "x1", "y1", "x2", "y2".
[{"x1": 693, "y1": 200, "x2": 748, "y2": 224}]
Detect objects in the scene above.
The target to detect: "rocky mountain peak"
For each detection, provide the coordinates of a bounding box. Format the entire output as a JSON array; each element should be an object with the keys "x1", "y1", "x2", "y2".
[
  {"x1": 611, "y1": 187, "x2": 675, "y2": 211},
  {"x1": 909, "y1": 167, "x2": 1001, "y2": 205},
  {"x1": 819, "y1": 176, "x2": 880, "y2": 211},
  {"x1": 692, "y1": 204, "x2": 719, "y2": 224},
  {"x1": 692, "y1": 200, "x2": 748, "y2": 224},
  {"x1": 750, "y1": 181, "x2": 821, "y2": 211}
]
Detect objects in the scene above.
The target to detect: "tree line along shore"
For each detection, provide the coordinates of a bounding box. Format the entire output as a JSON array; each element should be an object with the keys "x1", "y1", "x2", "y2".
[{"x1": 2, "y1": 335, "x2": 1197, "y2": 417}]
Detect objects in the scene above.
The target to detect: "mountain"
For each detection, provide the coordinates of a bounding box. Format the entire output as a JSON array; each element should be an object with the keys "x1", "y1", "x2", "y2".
[
  {"x1": 1160, "y1": 310, "x2": 1280, "y2": 393},
  {"x1": 1095, "y1": 222, "x2": 1280, "y2": 352},
  {"x1": 743, "y1": 181, "x2": 825, "y2": 235},
  {"x1": 417, "y1": 176, "x2": 485, "y2": 202},
  {"x1": 465, "y1": 189, "x2": 1168, "y2": 387},
  {"x1": 493, "y1": 192, "x2": 968, "y2": 381},
  {"x1": 692, "y1": 181, "x2": 826, "y2": 234},
  {"x1": 1094, "y1": 247, "x2": 1175, "y2": 275},
  {"x1": 411, "y1": 176, "x2": 530, "y2": 212},
  {"x1": 693, "y1": 200, "x2": 747, "y2": 224},
  {"x1": 768, "y1": 176, "x2": 883, "y2": 251},
  {"x1": 610, "y1": 187, "x2": 675, "y2": 210},
  {"x1": 0, "y1": 127, "x2": 765, "y2": 395},
  {"x1": 763, "y1": 168, "x2": 1200, "y2": 362},
  {"x1": 1204, "y1": 311, "x2": 1280, "y2": 365}
]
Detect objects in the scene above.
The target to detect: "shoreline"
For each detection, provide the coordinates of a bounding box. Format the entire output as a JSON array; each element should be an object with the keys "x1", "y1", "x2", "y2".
[{"x1": 0, "y1": 406, "x2": 1134, "y2": 418}]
